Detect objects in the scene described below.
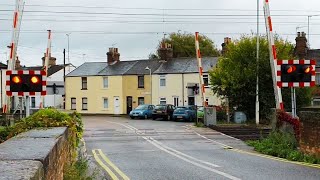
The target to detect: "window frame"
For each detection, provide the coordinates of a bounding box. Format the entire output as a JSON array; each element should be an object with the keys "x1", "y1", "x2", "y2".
[
  {"x1": 203, "y1": 74, "x2": 209, "y2": 87},
  {"x1": 138, "y1": 97, "x2": 145, "y2": 105},
  {"x1": 160, "y1": 75, "x2": 166, "y2": 87},
  {"x1": 82, "y1": 97, "x2": 88, "y2": 110},
  {"x1": 103, "y1": 77, "x2": 109, "y2": 88},
  {"x1": 71, "y1": 98, "x2": 76, "y2": 110},
  {"x1": 138, "y1": 76, "x2": 145, "y2": 88},
  {"x1": 31, "y1": 97, "x2": 36, "y2": 108},
  {"x1": 103, "y1": 98, "x2": 109, "y2": 109},
  {"x1": 159, "y1": 97, "x2": 166, "y2": 104},
  {"x1": 81, "y1": 77, "x2": 88, "y2": 90}
]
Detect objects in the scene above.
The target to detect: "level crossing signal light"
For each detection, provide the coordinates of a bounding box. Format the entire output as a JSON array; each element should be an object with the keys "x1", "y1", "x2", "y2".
[
  {"x1": 281, "y1": 64, "x2": 313, "y2": 82},
  {"x1": 10, "y1": 74, "x2": 42, "y2": 92}
]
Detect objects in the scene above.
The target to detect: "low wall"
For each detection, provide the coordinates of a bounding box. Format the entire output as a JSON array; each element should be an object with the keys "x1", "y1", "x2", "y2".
[
  {"x1": 298, "y1": 111, "x2": 320, "y2": 158},
  {"x1": 0, "y1": 127, "x2": 72, "y2": 180}
]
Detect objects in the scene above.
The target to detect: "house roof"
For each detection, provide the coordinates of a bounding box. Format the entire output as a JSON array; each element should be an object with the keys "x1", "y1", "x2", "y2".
[
  {"x1": 22, "y1": 64, "x2": 70, "y2": 77},
  {"x1": 66, "y1": 57, "x2": 218, "y2": 77},
  {"x1": 307, "y1": 49, "x2": 320, "y2": 66},
  {"x1": 0, "y1": 62, "x2": 7, "y2": 69}
]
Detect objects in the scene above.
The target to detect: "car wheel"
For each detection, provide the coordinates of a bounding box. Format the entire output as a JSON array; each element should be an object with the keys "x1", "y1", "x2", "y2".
[
  {"x1": 152, "y1": 116, "x2": 156, "y2": 120},
  {"x1": 189, "y1": 116, "x2": 193, "y2": 122},
  {"x1": 144, "y1": 114, "x2": 148, "y2": 119}
]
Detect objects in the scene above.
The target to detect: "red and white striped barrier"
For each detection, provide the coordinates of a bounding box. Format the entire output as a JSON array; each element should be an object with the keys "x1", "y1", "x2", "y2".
[
  {"x1": 264, "y1": 0, "x2": 284, "y2": 110},
  {"x1": 195, "y1": 32, "x2": 207, "y2": 107}
]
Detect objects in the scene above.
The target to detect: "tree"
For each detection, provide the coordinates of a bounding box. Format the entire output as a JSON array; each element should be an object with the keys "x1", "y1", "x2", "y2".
[
  {"x1": 209, "y1": 35, "x2": 312, "y2": 121},
  {"x1": 150, "y1": 32, "x2": 220, "y2": 59}
]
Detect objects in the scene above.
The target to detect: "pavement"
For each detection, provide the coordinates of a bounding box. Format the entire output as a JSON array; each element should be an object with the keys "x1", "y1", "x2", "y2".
[{"x1": 83, "y1": 116, "x2": 320, "y2": 180}]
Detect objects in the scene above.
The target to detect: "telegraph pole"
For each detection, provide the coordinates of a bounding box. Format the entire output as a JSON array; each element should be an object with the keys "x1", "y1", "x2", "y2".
[{"x1": 256, "y1": 0, "x2": 260, "y2": 125}]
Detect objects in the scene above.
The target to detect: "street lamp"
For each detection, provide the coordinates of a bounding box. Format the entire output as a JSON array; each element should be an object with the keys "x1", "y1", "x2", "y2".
[{"x1": 145, "y1": 66, "x2": 152, "y2": 104}]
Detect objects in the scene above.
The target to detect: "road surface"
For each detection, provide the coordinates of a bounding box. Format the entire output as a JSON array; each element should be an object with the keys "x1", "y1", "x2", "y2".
[{"x1": 83, "y1": 116, "x2": 320, "y2": 180}]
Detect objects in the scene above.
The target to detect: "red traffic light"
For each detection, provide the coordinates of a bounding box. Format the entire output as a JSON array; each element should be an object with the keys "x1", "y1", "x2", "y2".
[
  {"x1": 31, "y1": 76, "x2": 40, "y2": 84},
  {"x1": 286, "y1": 65, "x2": 296, "y2": 74},
  {"x1": 12, "y1": 76, "x2": 21, "y2": 84}
]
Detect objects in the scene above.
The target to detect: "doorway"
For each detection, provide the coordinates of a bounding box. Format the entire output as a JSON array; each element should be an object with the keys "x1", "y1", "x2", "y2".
[
  {"x1": 126, "y1": 96, "x2": 133, "y2": 114},
  {"x1": 173, "y1": 97, "x2": 179, "y2": 107},
  {"x1": 188, "y1": 96, "x2": 195, "y2": 105},
  {"x1": 114, "y1": 96, "x2": 120, "y2": 114}
]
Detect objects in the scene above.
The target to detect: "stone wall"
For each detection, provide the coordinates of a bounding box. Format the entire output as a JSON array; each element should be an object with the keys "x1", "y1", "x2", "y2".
[
  {"x1": 298, "y1": 111, "x2": 320, "y2": 158},
  {"x1": 0, "y1": 127, "x2": 72, "y2": 180}
]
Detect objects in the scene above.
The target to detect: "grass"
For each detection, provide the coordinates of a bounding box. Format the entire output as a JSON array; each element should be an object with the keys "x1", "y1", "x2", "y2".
[
  {"x1": 247, "y1": 131, "x2": 320, "y2": 164},
  {"x1": 64, "y1": 158, "x2": 97, "y2": 180},
  {"x1": 194, "y1": 122, "x2": 205, "y2": 127}
]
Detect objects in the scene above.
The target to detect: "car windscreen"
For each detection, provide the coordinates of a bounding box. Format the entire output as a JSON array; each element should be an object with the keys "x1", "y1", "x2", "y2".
[
  {"x1": 155, "y1": 105, "x2": 166, "y2": 110},
  {"x1": 136, "y1": 105, "x2": 148, "y2": 110},
  {"x1": 175, "y1": 107, "x2": 186, "y2": 111}
]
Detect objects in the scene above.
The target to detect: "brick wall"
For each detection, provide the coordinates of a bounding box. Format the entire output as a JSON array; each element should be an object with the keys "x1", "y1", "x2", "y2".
[
  {"x1": 298, "y1": 111, "x2": 320, "y2": 158},
  {"x1": 0, "y1": 127, "x2": 73, "y2": 180}
]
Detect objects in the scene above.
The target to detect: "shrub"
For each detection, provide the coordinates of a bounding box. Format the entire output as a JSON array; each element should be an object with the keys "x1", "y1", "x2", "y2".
[{"x1": 247, "y1": 131, "x2": 320, "y2": 164}]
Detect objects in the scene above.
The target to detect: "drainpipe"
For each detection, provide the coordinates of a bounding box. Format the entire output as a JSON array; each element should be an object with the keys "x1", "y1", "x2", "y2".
[{"x1": 182, "y1": 74, "x2": 185, "y2": 106}]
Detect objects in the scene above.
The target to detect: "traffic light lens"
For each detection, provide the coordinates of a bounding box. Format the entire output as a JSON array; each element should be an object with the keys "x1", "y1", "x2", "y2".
[
  {"x1": 287, "y1": 66, "x2": 296, "y2": 74},
  {"x1": 304, "y1": 66, "x2": 312, "y2": 73},
  {"x1": 12, "y1": 76, "x2": 21, "y2": 84},
  {"x1": 31, "y1": 76, "x2": 40, "y2": 84}
]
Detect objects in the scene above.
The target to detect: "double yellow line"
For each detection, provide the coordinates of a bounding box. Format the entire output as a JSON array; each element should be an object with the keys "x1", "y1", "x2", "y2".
[{"x1": 92, "y1": 149, "x2": 130, "y2": 180}]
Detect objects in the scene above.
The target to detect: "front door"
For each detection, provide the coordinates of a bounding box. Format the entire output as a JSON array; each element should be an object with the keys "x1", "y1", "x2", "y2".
[
  {"x1": 173, "y1": 97, "x2": 179, "y2": 107},
  {"x1": 114, "y1": 96, "x2": 120, "y2": 115},
  {"x1": 188, "y1": 96, "x2": 195, "y2": 105},
  {"x1": 126, "y1": 96, "x2": 133, "y2": 114}
]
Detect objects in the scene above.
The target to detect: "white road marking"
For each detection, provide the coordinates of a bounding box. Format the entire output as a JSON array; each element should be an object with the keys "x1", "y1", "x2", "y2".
[
  {"x1": 193, "y1": 132, "x2": 234, "y2": 149},
  {"x1": 106, "y1": 121, "x2": 241, "y2": 180}
]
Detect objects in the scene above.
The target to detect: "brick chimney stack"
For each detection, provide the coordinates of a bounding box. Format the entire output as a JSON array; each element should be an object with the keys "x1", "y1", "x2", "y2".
[
  {"x1": 221, "y1": 37, "x2": 231, "y2": 56},
  {"x1": 158, "y1": 42, "x2": 173, "y2": 61},
  {"x1": 42, "y1": 53, "x2": 57, "y2": 67},
  {"x1": 107, "y1": 48, "x2": 120, "y2": 65},
  {"x1": 295, "y1": 32, "x2": 308, "y2": 59}
]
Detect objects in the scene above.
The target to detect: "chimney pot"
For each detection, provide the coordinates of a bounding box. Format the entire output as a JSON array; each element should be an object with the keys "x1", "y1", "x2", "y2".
[
  {"x1": 107, "y1": 47, "x2": 120, "y2": 65},
  {"x1": 158, "y1": 42, "x2": 173, "y2": 61}
]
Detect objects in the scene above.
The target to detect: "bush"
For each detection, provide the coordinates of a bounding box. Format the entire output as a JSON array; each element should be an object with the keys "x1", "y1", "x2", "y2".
[
  {"x1": 64, "y1": 158, "x2": 95, "y2": 180},
  {"x1": 247, "y1": 131, "x2": 320, "y2": 164}
]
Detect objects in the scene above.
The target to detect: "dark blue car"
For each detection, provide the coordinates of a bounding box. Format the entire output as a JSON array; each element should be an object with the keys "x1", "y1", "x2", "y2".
[
  {"x1": 129, "y1": 104, "x2": 155, "y2": 119},
  {"x1": 173, "y1": 106, "x2": 197, "y2": 122}
]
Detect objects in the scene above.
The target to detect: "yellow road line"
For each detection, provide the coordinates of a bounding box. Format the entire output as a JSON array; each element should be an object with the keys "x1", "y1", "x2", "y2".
[
  {"x1": 229, "y1": 148, "x2": 320, "y2": 169},
  {"x1": 98, "y1": 149, "x2": 130, "y2": 180},
  {"x1": 92, "y1": 150, "x2": 119, "y2": 180}
]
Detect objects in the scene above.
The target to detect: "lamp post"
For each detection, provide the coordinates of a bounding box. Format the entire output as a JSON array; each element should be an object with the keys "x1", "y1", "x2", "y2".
[
  {"x1": 145, "y1": 67, "x2": 152, "y2": 104},
  {"x1": 66, "y1": 33, "x2": 71, "y2": 72}
]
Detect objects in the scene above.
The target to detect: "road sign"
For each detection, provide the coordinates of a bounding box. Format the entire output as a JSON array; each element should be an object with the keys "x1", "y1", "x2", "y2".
[
  {"x1": 276, "y1": 60, "x2": 316, "y2": 88},
  {"x1": 6, "y1": 70, "x2": 47, "y2": 96}
]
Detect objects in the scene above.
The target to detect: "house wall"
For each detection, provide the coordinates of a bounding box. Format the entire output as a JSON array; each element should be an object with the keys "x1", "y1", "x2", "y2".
[
  {"x1": 152, "y1": 73, "x2": 222, "y2": 107},
  {"x1": 122, "y1": 75, "x2": 152, "y2": 114},
  {"x1": 65, "y1": 76, "x2": 124, "y2": 114}
]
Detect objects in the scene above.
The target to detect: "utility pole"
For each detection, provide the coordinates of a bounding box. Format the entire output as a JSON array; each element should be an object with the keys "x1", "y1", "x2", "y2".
[
  {"x1": 256, "y1": 0, "x2": 260, "y2": 125},
  {"x1": 66, "y1": 33, "x2": 71, "y2": 72},
  {"x1": 63, "y1": 49, "x2": 66, "y2": 109}
]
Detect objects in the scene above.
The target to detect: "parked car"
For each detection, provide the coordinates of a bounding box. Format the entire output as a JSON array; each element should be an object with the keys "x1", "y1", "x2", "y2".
[
  {"x1": 152, "y1": 104, "x2": 175, "y2": 120},
  {"x1": 197, "y1": 106, "x2": 204, "y2": 120},
  {"x1": 173, "y1": 106, "x2": 197, "y2": 122},
  {"x1": 129, "y1": 104, "x2": 155, "y2": 119}
]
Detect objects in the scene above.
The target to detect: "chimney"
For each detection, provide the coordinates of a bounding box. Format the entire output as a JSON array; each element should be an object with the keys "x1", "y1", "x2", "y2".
[
  {"x1": 295, "y1": 32, "x2": 308, "y2": 59},
  {"x1": 158, "y1": 42, "x2": 173, "y2": 61},
  {"x1": 106, "y1": 48, "x2": 120, "y2": 65},
  {"x1": 42, "y1": 53, "x2": 57, "y2": 67},
  {"x1": 221, "y1": 37, "x2": 231, "y2": 56},
  {"x1": 15, "y1": 56, "x2": 21, "y2": 70}
]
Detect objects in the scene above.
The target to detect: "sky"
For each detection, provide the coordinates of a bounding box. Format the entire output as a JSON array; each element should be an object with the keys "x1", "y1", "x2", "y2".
[{"x1": 1, "y1": 0, "x2": 320, "y2": 67}]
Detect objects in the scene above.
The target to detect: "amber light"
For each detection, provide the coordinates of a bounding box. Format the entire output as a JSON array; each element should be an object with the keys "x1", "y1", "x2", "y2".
[
  {"x1": 12, "y1": 76, "x2": 21, "y2": 84},
  {"x1": 31, "y1": 76, "x2": 40, "y2": 84},
  {"x1": 304, "y1": 66, "x2": 312, "y2": 73},
  {"x1": 287, "y1": 66, "x2": 296, "y2": 74}
]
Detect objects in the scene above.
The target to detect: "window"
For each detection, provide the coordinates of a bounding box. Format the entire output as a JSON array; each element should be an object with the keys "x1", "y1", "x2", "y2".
[
  {"x1": 174, "y1": 97, "x2": 179, "y2": 107},
  {"x1": 82, "y1": 77, "x2": 87, "y2": 90},
  {"x1": 160, "y1": 97, "x2": 166, "y2": 104},
  {"x1": 138, "y1": 97, "x2": 145, "y2": 105},
  {"x1": 103, "y1": 77, "x2": 108, "y2": 88},
  {"x1": 71, "y1": 98, "x2": 76, "y2": 110},
  {"x1": 103, "y1": 98, "x2": 109, "y2": 109},
  {"x1": 160, "y1": 75, "x2": 166, "y2": 87},
  {"x1": 203, "y1": 75, "x2": 209, "y2": 86},
  {"x1": 138, "y1": 76, "x2": 145, "y2": 88},
  {"x1": 82, "y1": 98, "x2": 88, "y2": 110},
  {"x1": 316, "y1": 73, "x2": 320, "y2": 85},
  {"x1": 31, "y1": 97, "x2": 36, "y2": 108}
]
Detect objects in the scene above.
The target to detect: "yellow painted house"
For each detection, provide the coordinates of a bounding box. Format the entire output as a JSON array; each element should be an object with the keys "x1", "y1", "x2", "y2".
[{"x1": 65, "y1": 48, "x2": 222, "y2": 114}]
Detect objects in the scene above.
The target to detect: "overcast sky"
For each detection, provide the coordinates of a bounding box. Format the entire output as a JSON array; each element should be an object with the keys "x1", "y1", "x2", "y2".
[{"x1": 1, "y1": 0, "x2": 320, "y2": 67}]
